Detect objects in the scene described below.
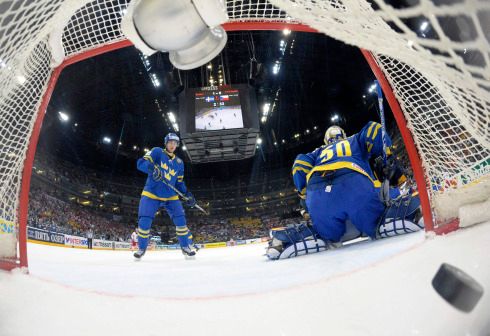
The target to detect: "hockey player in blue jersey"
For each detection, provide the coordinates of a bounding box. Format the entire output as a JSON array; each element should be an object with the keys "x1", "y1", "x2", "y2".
[
  {"x1": 134, "y1": 133, "x2": 198, "y2": 260},
  {"x1": 266, "y1": 122, "x2": 423, "y2": 260}
]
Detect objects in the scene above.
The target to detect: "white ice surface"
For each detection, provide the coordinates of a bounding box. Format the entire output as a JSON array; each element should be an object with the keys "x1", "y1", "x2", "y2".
[{"x1": 1, "y1": 222, "x2": 489, "y2": 336}]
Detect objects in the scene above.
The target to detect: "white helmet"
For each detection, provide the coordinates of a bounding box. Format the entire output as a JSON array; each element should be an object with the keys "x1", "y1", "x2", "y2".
[{"x1": 324, "y1": 126, "x2": 346, "y2": 145}]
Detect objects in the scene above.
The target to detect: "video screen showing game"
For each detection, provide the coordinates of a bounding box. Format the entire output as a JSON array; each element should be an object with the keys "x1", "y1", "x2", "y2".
[{"x1": 195, "y1": 89, "x2": 244, "y2": 131}]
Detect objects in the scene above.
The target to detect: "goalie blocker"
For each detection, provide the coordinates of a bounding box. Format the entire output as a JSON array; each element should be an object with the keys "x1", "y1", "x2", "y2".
[{"x1": 266, "y1": 192, "x2": 424, "y2": 260}]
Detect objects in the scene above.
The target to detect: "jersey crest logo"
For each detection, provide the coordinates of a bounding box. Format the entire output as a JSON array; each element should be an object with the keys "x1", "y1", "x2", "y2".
[
  {"x1": 169, "y1": 169, "x2": 176, "y2": 176},
  {"x1": 164, "y1": 172, "x2": 171, "y2": 181},
  {"x1": 161, "y1": 163, "x2": 168, "y2": 170}
]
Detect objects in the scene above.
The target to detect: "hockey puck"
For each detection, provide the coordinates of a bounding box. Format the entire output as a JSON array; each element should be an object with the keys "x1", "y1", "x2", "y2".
[{"x1": 432, "y1": 263, "x2": 484, "y2": 313}]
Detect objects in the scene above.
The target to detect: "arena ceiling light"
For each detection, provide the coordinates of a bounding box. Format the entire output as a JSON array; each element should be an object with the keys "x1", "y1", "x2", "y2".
[
  {"x1": 58, "y1": 111, "x2": 69, "y2": 122},
  {"x1": 167, "y1": 112, "x2": 176, "y2": 123},
  {"x1": 102, "y1": 136, "x2": 111, "y2": 144},
  {"x1": 331, "y1": 115, "x2": 340, "y2": 122},
  {"x1": 257, "y1": 137, "x2": 263, "y2": 145},
  {"x1": 121, "y1": 0, "x2": 229, "y2": 70}
]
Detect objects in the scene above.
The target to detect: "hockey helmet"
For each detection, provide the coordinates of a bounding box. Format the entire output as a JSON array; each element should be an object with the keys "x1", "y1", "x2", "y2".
[
  {"x1": 164, "y1": 133, "x2": 180, "y2": 146},
  {"x1": 324, "y1": 126, "x2": 346, "y2": 145}
]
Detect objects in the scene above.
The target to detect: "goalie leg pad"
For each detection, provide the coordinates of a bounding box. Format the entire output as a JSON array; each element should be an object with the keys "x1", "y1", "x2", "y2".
[
  {"x1": 266, "y1": 224, "x2": 327, "y2": 260},
  {"x1": 377, "y1": 193, "x2": 424, "y2": 238}
]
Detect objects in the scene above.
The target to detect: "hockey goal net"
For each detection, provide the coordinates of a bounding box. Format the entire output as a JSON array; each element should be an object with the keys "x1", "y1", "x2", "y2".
[{"x1": 0, "y1": 0, "x2": 488, "y2": 270}]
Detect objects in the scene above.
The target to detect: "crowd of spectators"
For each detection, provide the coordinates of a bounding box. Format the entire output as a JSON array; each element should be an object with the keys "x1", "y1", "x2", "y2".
[{"x1": 28, "y1": 185, "x2": 131, "y2": 241}]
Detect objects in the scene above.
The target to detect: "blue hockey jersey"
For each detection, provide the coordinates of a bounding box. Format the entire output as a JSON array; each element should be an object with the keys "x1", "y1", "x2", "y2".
[
  {"x1": 137, "y1": 147, "x2": 188, "y2": 201},
  {"x1": 292, "y1": 121, "x2": 392, "y2": 196}
]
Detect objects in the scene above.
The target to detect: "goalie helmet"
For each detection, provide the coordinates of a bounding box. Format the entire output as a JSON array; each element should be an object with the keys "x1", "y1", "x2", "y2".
[
  {"x1": 164, "y1": 133, "x2": 180, "y2": 146},
  {"x1": 324, "y1": 126, "x2": 346, "y2": 145}
]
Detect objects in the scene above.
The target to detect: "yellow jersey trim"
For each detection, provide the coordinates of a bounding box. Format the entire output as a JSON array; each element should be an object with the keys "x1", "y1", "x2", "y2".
[
  {"x1": 294, "y1": 160, "x2": 313, "y2": 168},
  {"x1": 144, "y1": 155, "x2": 154, "y2": 163},
  {"x1": 306, "y1": 161, "x2": 376, "y2": 185},
  {"x1": 141, "y1": 191, "x2": 179, "y2": 201},
  {"x1": 367, "y1": 122, "x2": 376, "y2": 138},
  {"x1": 371, "y1": 124, "x2": 381, "y2": 140},
  {"x1": 292, "y1": 166, "x2": 311, "y2": 175}
]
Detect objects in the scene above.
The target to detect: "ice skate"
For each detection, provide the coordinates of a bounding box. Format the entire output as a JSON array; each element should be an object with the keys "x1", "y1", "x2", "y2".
[
  {"x1": 181, "y1": 246, "x2": 196, "y2": 260},
  {"x1": 133, "y1": 249, "x2": 146, "y2": 260}
]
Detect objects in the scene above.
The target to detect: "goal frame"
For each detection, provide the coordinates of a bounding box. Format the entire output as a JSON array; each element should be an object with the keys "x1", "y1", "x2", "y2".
[{"x1": 4, "y1": 21, "x2": 449, "y2": 271}]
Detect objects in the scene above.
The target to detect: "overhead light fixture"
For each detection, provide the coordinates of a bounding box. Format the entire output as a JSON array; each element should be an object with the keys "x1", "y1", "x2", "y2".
[
  {"x1": 262, "y1": 103, "x2": 271, "y2": 116},
  {"x1": 167, "y1": 112, "x2": 176, "y2": 123},
  {"x1": 118, "y1": 141, "x2": 122, "y2": 146},
  {"x1": 331, "y1": 115, "x2": 339, "y2": 122},
  {"x1": 102, "y1": 136, "x2": 111, "y2": 144},
  {"x1": 133, "y1": 145, "x2": 137, "y2": 150},
  {"x1": 58, "y1": 111, "x2": 69, "y2": 122},
  {"x1": 143, "y1": 147, "x2": 149, "y2": 152},
  {"x1": 121, "y1": 0, "x2": 229, "y2": 70},
  {"x1": 368, "y1": 83, "x2": 377, "y2": 93},
  {"x1": 272, "y1": 61, "x2": 281, "y2": 75},
  {"x1": 182, "y1": 145, "x2": 187, "y2": 151},
  {"x1": 420, "y1": 21, "x2": 429, "y2": 32},
  {"x1": 283, "y1": 28, "x2": 291, "y2": 36},
  {"x1": 257, "y1": 137, "x2": 263, "y2": 145},
  {"x1": 261, "y1": 116, "x2": 267, "y2": 123}
]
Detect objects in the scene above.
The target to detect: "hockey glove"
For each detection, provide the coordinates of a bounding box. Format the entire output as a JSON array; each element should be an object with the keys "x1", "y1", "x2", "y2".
[
  {"x1": 152, "y1": 165, "x2": 164, "y2": 181},
  {"x1": 184, "y1": 191, "x2": 196, "y2": 207}
]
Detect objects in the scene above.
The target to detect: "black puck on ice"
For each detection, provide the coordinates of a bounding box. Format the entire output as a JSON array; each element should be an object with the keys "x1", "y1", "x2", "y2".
[{"x1": 432, "y1": 263, "x2": 484, "y2": 313}]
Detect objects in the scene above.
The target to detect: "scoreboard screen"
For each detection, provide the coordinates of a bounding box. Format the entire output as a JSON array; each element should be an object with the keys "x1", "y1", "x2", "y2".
[{"x1": 194, "y1": 89, "x2": 244, "y2": 131}]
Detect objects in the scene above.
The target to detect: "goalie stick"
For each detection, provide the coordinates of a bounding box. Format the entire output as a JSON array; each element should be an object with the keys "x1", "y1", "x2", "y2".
[
  {"x1": 375, "y1": 80, "x2": 394, "y2": 206},
  {"x1": 375, "y1": 80, "x2": 388, "y2": 165},
  {"x1": 152, "y1": 164, "x2": 209, "y2": 215}
]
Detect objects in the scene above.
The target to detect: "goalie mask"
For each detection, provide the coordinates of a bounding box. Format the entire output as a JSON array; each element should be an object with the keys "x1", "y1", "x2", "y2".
[
  {"x1": 324, "y1": 126, "x2": 346, "y2": 145},
  {"x1": 164, "y1": 133, "x2": 180, "y2": 146}
]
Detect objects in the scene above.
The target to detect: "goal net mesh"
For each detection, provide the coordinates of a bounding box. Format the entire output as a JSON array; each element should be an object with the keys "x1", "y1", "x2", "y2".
[{"x1": 0, "y1": 0, "x2": 488, "y2": 263}]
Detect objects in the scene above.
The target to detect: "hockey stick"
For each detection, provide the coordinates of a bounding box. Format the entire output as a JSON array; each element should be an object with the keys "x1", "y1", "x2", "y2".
[
  {"x1": 152, "y1": 165, "x2": 209, "y2": 215},
  {"x1": 375, "y1": 80, "x2": 392, "y2": 206},
  {"x1": 374, "y1": 80, "x2": 388, "y2": 165}
]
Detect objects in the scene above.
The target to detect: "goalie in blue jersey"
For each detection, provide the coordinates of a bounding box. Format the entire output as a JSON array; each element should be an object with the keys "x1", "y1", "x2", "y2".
[
  {"x1": 266, "y1": 122, "x2": 423, "y2": 260},
  {"x1": 134, "y1": 133, "x2": 198, "y2": 260}
]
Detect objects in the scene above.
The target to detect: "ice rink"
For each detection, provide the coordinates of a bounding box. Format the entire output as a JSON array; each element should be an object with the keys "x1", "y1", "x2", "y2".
[
  {"x1": 1, "y1": 222, "x2": 489, "y2": 336},
  {"x1": 195, "y1": 107, "x2": 243, "y2": 131}
]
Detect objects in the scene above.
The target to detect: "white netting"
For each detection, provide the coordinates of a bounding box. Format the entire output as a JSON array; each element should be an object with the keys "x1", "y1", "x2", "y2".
[{"x1": 0, "y1": 0, "x2": 489, "y2": 265}]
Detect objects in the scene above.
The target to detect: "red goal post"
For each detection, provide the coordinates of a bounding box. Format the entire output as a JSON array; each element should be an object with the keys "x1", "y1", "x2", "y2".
[{"x1": 1, "y1": 0, "x2": 488, "y2": 271}]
